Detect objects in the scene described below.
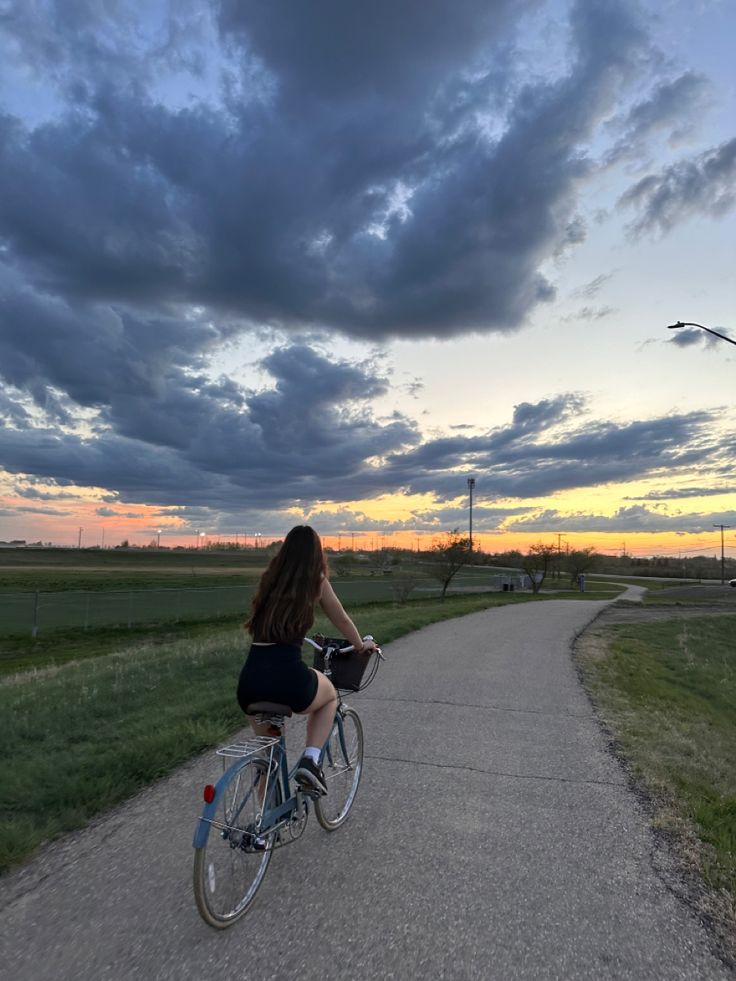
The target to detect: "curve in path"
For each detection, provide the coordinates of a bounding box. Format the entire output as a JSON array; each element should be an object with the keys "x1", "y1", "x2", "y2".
[{"x1": 0, "y1": 598, "x2": 730, "y2": 980}]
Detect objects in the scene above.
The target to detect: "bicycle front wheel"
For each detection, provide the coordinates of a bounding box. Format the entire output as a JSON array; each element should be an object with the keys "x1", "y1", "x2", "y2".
[
  {"x1": 315, "y1": 706, "x2": 364, "y2": 831},
  {"x1": 193, "y1": 759, "x2": 278, "y2": 928}
]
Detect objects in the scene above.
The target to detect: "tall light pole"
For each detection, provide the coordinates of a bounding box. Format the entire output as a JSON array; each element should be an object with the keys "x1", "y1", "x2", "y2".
[
  {"x1": 467, "y1": 477, "x2": 475, "y2": 554},
  {"x1": 556, "y1": 533, "x2": 566, "y2": 580},
  {"x1": 667, "y1": 321, "x2": 736, "y2": 346},
  {"x1": 714, "y1": 524, "x2": 731, "y2": 585},
  {"x1": 157, "y1": 529, "x2": 161, "y2": 548}
]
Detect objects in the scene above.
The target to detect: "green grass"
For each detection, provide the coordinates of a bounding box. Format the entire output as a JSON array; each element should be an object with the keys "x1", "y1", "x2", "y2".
[
  {"x1": 576, "y1": 616, "x2": 736, "y2": 899},
  {"x1": 0, "y1": 569, "x2": 262, "y2": 592},
  {"x1": 0, "y1": 586, "x2": 624, "y2": 874},
  {"x1": 589, "y1": 576, "x2": 683, "y2": 592},
  {"x1": 0, "y1": 591, "x2": 497, "y2": 872},
  {"x1": 0, "y1": 632, "x2": 247, "y2": 874},
  {"x1": 0, "y1": 618, "x2": 242, "y2": 675}
]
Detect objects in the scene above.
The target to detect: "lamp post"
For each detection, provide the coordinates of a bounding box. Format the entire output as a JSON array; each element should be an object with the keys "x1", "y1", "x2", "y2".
[
  {"x1": 467, "y1": 477, "x2": 475, "y2": 554},
  {"x1": 199, "y1": 531, "x2": 206, "y2": 549},
  {"x1": 667, "y1": 321, "x2": 736, "y2": 346},
  {"x1": 714, "y1": 524, "x2": 731, "y2": 585},
  {"x1": 157, "y1": 529, "x2": 161, "y2": 549}
]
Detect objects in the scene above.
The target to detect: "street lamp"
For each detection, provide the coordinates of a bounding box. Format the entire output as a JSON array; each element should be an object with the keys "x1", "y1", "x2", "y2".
[
  {"x1": 199, "y1": 531, "x2": 206, "y2": 549},
  {"x1": 714, "y1": 524, "x2": 731, "y2": 585},
  {"x1": 157, "y1": 529, "x2": 162, "y2": 548},
  {"x1": 667, "y1": 321, "x2": 736, "y2": 346},
  {"x1": 467, "y1": 477, "x2": 475, "y2": 554}
]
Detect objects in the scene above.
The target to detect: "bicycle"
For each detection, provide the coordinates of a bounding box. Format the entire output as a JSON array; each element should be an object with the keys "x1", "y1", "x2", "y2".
[{"x1": 192, "y1": 635, "x2": 384, "y2": 929}]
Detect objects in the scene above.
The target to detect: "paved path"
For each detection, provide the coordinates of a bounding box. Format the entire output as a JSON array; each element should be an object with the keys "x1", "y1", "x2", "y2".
[{"x1": 1, "y1": 598, "x2": 731, "y2": 980}]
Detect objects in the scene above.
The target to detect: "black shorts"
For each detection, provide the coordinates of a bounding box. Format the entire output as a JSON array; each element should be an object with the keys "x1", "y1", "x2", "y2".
[{"x1": 237, "y1": 642, "x2": 319, "y2": 714}]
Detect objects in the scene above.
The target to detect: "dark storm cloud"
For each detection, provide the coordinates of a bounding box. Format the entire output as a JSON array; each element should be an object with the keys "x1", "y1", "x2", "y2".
[
  {"x1": 0, "y1": 340, "x2": 419, "y2": 508},
  {"x1": 624, "y1": 486, "x2": 736, "y2": 501},
  {"x1": 605, "y1": 71, "x2": 713, "y2": 164},
  {"x1": 410, "y1": 504, "x2": 532, "y2": 531},
  {"x1": 95, "y1": 507, "x2": 150, "y2": 518},
  {"x1": 0, "y1": 1, "x2": 729, "y2": 526},
  {"x1": 0, "y1": 264, "x2": 225, "y2": 411},
  {"x1": 218, "y1": 0, "x2": 532, "y2": 103},
  {"x1": 0, "y1": 0, "x2": 660, "y2": 340},
  {"x1": 668, "y1": 325, "x2": 734, "y2": 349},
  {"x1": 2, "y1": 503, "x2": 69, "y2": 516},
  {"x1": 510, "y1": 395, "x2": 587, "y2": 433},
  {"x1": 619, "y1": 137, "x2": 736, "y2": 236},
  {"x1": 506, "y1": 505, "x2": 736, "y2": 534},
  {"x1": 14, "y1": 486, "x2": 82, "y2": 501},
  {"x1": 382, "y1": 403, "x2": 721, "y2": 501},
  {"x1": 0, "y1": 387, "x2": 32, "y2": 427},
  {"x1": 1, "y1": 376, "x2": 730, "y2": 522}
]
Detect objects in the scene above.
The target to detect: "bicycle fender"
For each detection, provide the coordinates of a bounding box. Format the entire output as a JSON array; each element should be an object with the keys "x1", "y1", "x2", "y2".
[
  {"x1": 192, "y1": 796, "x2": 220, "y2": 849},
  {"x1": 192, "y1": 761, "x2": 246, "y2": 849}
]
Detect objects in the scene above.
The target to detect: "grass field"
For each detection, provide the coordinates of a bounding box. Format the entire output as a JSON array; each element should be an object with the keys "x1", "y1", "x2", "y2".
[
  {"x1": 0, "y1": 576, "x2": 622, "y2": 675},
  {"x1": 0, "y1": 550, "x2": 624, "y2": 874},
  {"x1": 0, "y1": 550, "x2": 612, "y2": 637},
  {"x1": 2, "y1": 589, "x2": 570, "y2": 874},
  {"x1": 576, "y1": 616, "x2": 736, "y2": 931}
]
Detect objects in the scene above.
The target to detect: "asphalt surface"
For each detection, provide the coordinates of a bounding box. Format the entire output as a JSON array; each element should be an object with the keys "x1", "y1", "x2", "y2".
[{"x1": 2, "y1": 595, "x2": 731, "y2": 980}]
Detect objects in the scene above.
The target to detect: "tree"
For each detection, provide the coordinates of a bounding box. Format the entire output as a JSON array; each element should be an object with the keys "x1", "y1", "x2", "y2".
[
  {"x1": 565, "y1": 547, "x2": 598, "y2": 587},
  {"x1": 391, "y1": 571, "x2": 417, "y2": 605},
  {"x1": 521, "y1": 544, "x2": 557, "y2": 594},
  {"x1": 428, "y1": 529, "x2": 471, "y2": 599}
]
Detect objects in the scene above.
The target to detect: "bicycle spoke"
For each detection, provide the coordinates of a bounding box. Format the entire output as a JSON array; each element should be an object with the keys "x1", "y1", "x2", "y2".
[
  {"x1": 193, "y1": 759, "x2": 278, "y2": 927},
  {"x1": 315, "y1": 707, "x2": 364, "y2": 831}
]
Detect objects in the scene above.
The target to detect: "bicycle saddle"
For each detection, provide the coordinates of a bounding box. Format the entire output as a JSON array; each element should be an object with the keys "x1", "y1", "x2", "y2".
[{"x1": 246, "y1": 701, "x2": 293, "y2": 717}]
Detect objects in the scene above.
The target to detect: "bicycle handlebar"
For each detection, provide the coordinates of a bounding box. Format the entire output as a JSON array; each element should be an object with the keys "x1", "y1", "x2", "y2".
[{"x1": 304, "y1": 634, "x2": 385, "y2": 660}]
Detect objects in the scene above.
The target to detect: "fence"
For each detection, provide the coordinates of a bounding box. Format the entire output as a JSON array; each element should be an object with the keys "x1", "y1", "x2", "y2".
[
  {"x1": 0, "y1": 585, "x2": 253, "y2": 638},
  {"x1": 0, "y1": 577, "x2": 454, "y2": 638}
]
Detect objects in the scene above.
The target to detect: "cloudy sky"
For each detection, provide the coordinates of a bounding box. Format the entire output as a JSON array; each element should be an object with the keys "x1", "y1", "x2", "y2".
[{"x1": 0, "y1": 0, "x2": 734, "y2": 555}]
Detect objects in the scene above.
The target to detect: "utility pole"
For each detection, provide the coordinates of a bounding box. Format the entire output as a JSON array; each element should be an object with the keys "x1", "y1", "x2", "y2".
[
  {"x1": 556, "y1": 533, "x2": 566, "y2": 579},
  {"x1": 78, "y1": 527, "x2": 83, "y2": 549},
  {"x1": 467, "y1": 477, "x2": 475, "y2": 554},
  {"x1": 714, "y1": 524, "x2": 731, "y2": 584}
]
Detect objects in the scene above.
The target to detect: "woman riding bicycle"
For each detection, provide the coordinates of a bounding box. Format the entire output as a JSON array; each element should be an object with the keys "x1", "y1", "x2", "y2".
[{"x1": 237, "y1": 525, "x2": 377, "y2": 796}]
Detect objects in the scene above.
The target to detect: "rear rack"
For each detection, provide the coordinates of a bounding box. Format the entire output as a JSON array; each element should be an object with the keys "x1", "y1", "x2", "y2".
[{"x1": 215, "y1": 736, "x2": 280, "y2": 759}]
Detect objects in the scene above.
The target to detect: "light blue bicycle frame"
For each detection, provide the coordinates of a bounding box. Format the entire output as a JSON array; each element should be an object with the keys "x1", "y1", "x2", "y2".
[{"x1": 193, "y1": 706, "x2": 350, "y2": 850}]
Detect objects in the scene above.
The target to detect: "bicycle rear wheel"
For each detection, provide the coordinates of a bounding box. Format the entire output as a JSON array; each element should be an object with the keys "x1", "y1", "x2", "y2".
[
  {"x1": 193, "y1": 758, "x2": 279, "y2": 928},
  {"x1": 315, "y1": 706, "x2": 364, "y2": 831}
]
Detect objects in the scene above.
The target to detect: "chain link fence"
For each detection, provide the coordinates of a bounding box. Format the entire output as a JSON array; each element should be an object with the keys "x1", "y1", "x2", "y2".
[
  {"x1": 0, "y1": 577, "x2": 454, "y2": 637},
  {"x1": 0, "y1": 585, "x2": 254, "y2": 637}
]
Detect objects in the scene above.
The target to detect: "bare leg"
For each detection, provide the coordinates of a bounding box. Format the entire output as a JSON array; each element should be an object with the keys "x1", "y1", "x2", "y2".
[{"x1": 300, "y1": 670, "x2": 337, "y2": 749}]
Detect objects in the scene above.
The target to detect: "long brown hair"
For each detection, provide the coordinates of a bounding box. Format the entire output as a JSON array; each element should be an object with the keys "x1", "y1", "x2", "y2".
[{"x1": 246, "y1": 526, "x2": 327, "y2": 643}]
